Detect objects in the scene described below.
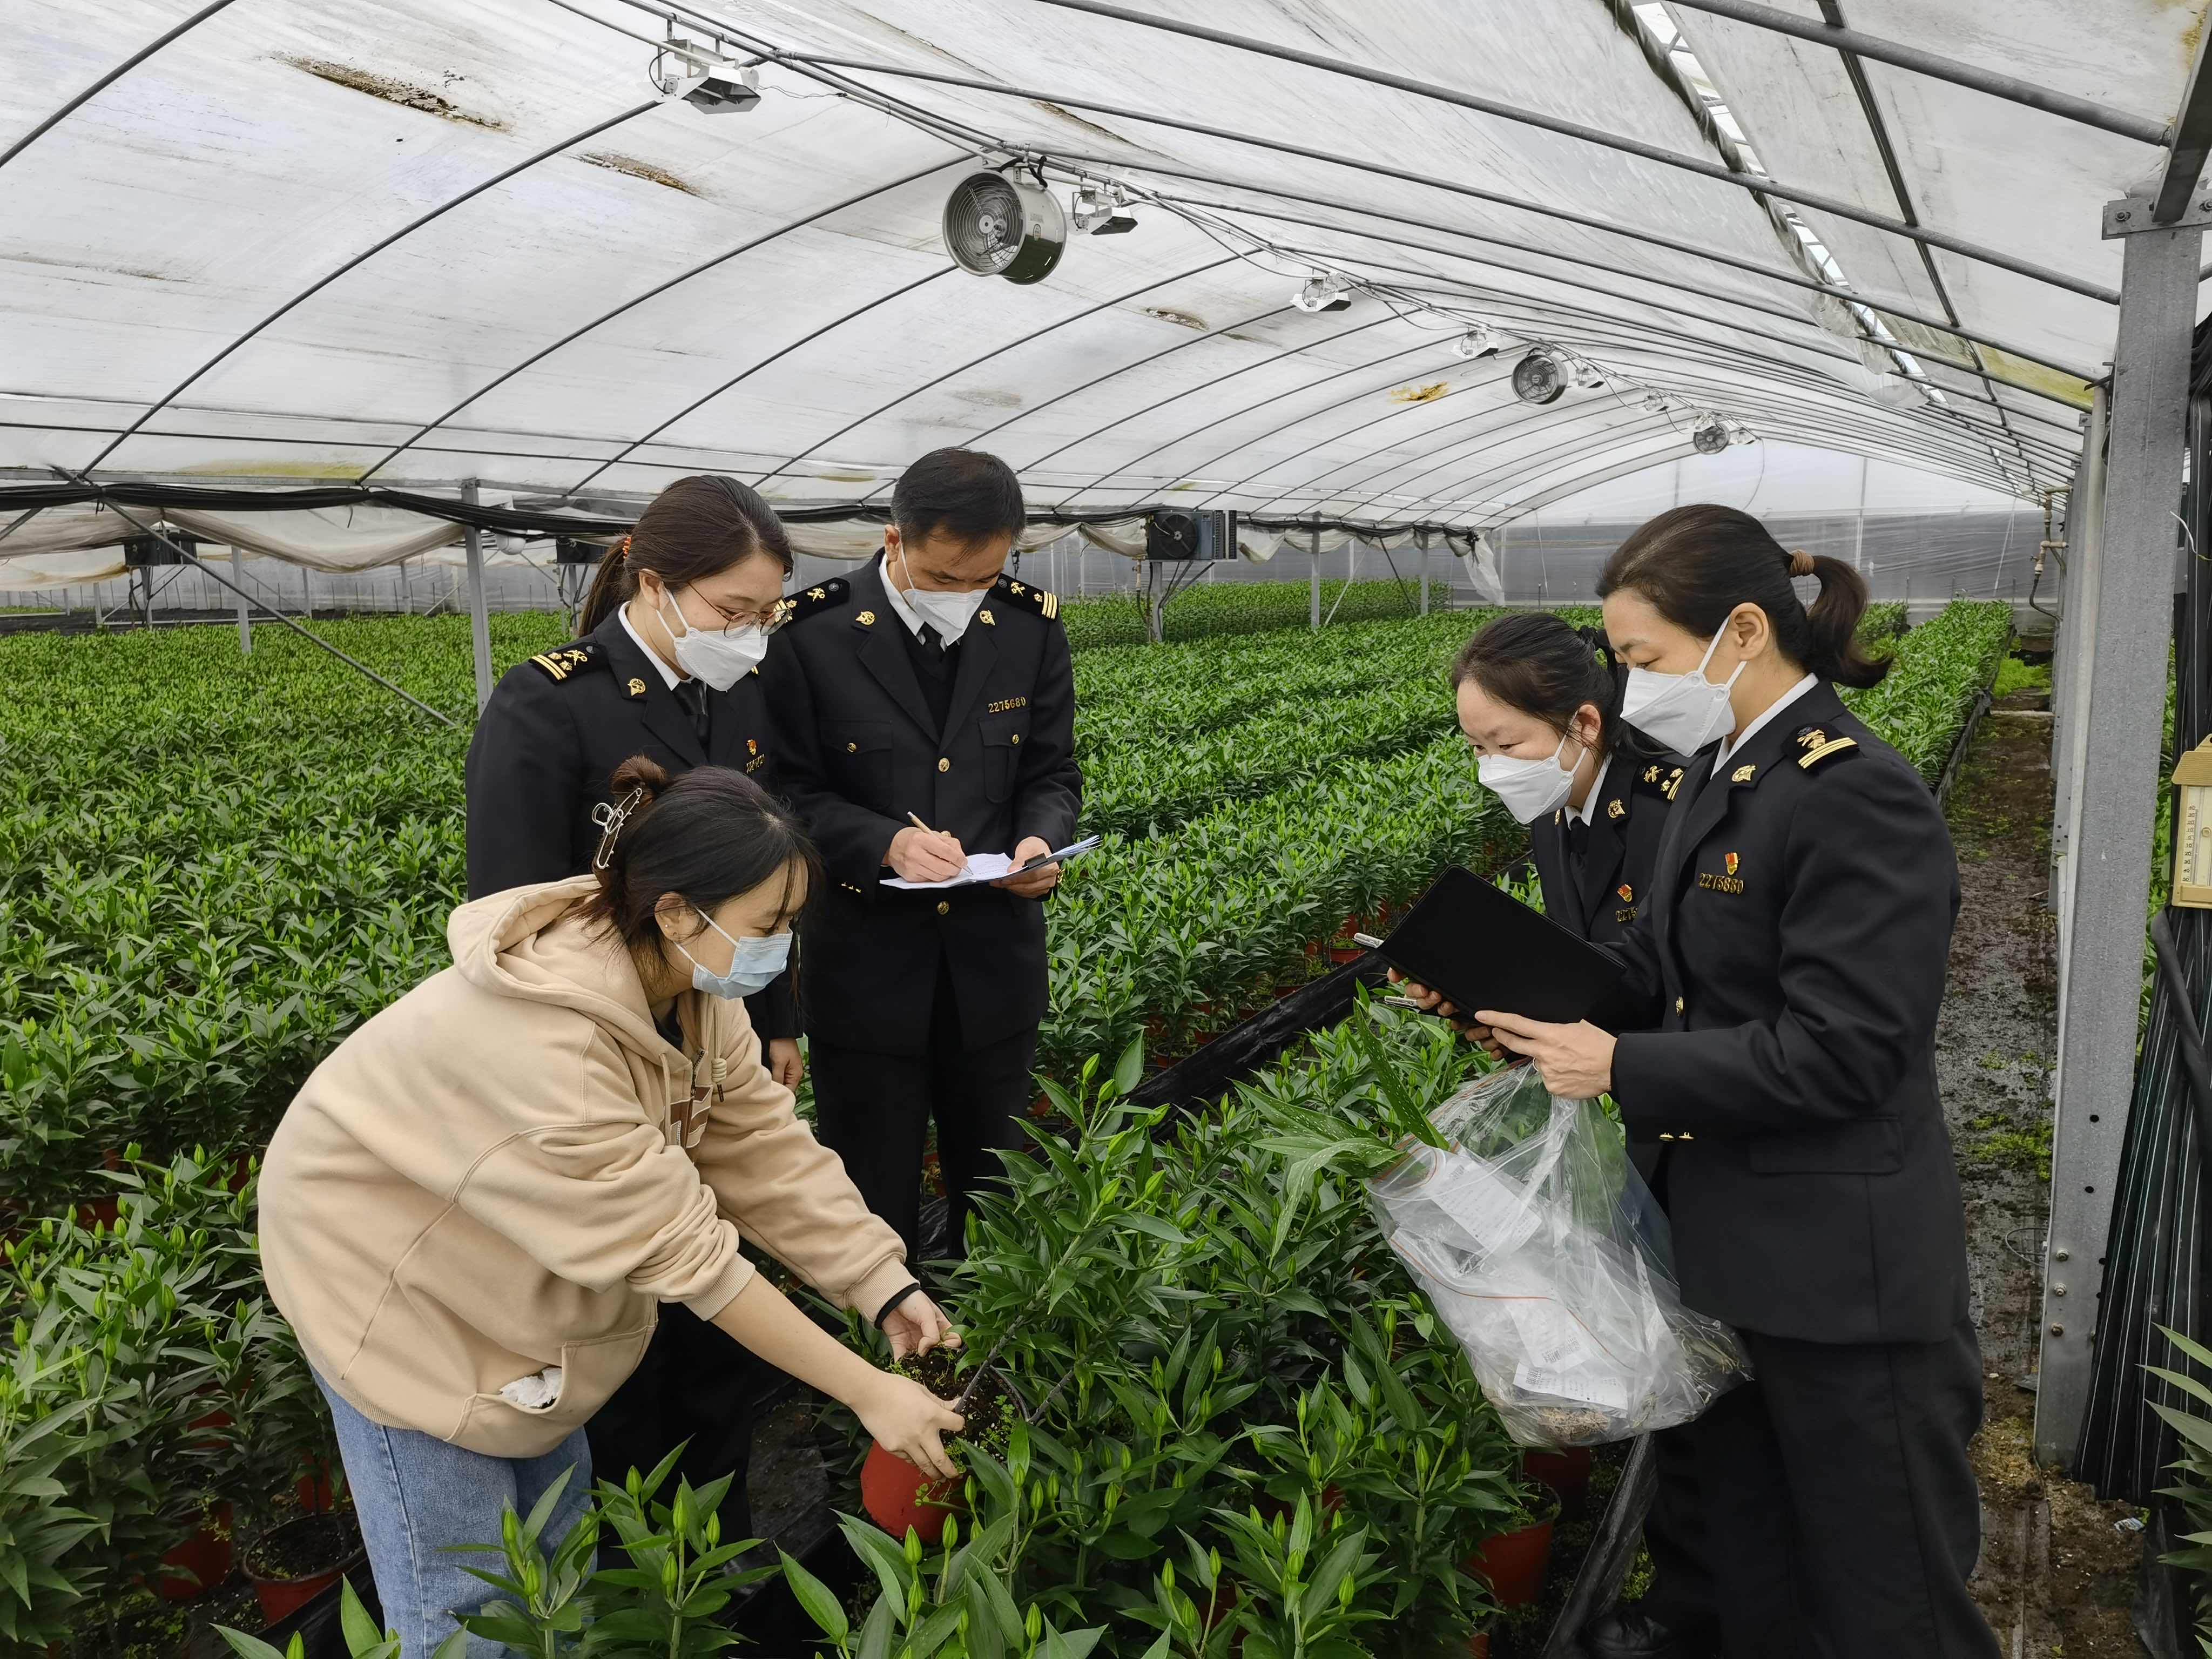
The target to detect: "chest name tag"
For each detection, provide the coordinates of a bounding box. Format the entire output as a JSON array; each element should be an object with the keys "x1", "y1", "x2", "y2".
[{"x1": 1696, "y1": 872, "x2": 1745, "y2": 895}]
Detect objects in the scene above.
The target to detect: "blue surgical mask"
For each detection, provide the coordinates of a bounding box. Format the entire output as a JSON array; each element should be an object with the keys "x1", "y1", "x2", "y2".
[{"x1": 675, "y1": 908, "x2": 793, "y2": 999}]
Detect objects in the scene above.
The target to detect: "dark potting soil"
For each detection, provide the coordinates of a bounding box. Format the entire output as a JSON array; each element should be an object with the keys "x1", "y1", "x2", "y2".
[
  {"x1": 1938, "y1": 684, "x2": 2144, "y2": 1656},
  {"x1": 896, "y1": 1345, "x2": 1016, "y2": 1460},
  {"x1": 242, "y1": 1510, "x2": 361, "y2": 1582}
]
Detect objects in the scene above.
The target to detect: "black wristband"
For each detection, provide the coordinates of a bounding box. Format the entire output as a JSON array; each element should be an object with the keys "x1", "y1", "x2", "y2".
[{"x1": 873, "y1": 1282, "x2": 923, "y2": 1327}]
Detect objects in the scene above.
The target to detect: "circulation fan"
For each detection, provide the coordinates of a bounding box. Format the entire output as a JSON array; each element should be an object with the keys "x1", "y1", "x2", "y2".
[
  {"x1": 943, "y1": 171, "x2": 1068, "y2": 285},
  {"x1": 1691, "y1": 416, "x2": 1731, "y2": 455}
]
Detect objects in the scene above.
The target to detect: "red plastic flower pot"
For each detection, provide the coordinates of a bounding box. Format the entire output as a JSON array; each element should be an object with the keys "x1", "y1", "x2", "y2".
[
  {"x1": 1326, "y1": 945, "x2": 1365, "y2": 965},
  {"x1": 861, "y1": 1440, "x2": 963, "y2": 1544},
  {"x1": 1464, "y1": 1513, "x2": 1555, "y2": 1609},
  {"x1": 1520, "y1": 1445, "x2": 1593, "y2": 1516},
  {"x1": 245, "y1": 1512, "x2": 363, "y2": 1626},
  {"x1": 1467, "y1": 1633, "x2": 1491, "y2": 1658},
  {"x1": 155, "y1": 1502, "x2": 233, "y2": 1601}
]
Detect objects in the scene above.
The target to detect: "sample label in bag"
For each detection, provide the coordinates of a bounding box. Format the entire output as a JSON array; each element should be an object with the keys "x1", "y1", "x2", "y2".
[{"x1": 1430, "y1": 1156, "x2": 1543, "y2": 1257}]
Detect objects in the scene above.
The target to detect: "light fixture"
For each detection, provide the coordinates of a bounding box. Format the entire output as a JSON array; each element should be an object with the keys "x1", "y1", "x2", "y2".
[
  {"x1": 1691, "y1": 415, "x2": 1730, "y2": 455},
  {"x1": 1570, "y1": 358, "x2": 1607, "y2": 390},
  {"x1": 1452, "y1": 321, "x2": 1499, "y2": 360},
  {"x1": 1071, "y1": 183, "x2": 1136, "y2": 235},
  {"x1": 1640, "y1": 388, "x2": 1675, "y2": 414},
  {"x1": 1294, "y1": 272, "x2": 1352, "y2": 313},
  {"x1": 1510, "y1": 347, "x2": 1566, "y2": 406},
  {"x1": 653, "y1": 37, "x2": 762, "y2": 113},
  {"x1": 943, "y1": 171, "x2": 1068, "y2": 284},
  {"x1": 1728, "y1": 420, "x2": 1757, "y2": 446}
]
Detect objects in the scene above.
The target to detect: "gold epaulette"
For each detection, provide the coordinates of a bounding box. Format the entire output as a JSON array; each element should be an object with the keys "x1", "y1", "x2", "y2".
[
  {"x1": 992, "y1": 572, "x2": 1060, "y2": 621},
  {"x1": 1793, "y1": 725, "x2": 1859, "y2": 771},
  {"x1": 772, "y1": 576, "x2": 850, "y2": 628},
  {"x1": 528, "y1": 641, "x2": 603, "y2": 684}
]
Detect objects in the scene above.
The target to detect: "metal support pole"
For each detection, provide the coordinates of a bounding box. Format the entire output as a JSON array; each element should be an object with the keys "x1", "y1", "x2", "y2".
[
  {"x1": 464, "y1": 481, "x2": 494, "y2": 713},
  {"x1": 2036, "y1": 208, "x2": 2201, "y2": 1468},
  {"x1": 1420, "y1": 530, "x2": 1431, "y2": 615},
  {"x1": 1310, "y1": 529, "x2": 1321, "y2": 630},
  {"x1": 233, "y1": 544, "x2": 250, "y2": 655}
]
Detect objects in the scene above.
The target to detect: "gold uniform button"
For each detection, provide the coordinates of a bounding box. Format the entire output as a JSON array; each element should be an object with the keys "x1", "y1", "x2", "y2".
[
  {"x1": 1674, "y1": 996, "x2": 1685, "y2": 1014},
  {"x1": 935, "y1": 900, "x2": 950, "y2": 916},
  {"x1": 1010, "y1": 733, "x2": 1021, "y2": 745},
  {"x1": 1679, "y1": 1132, "x2": 1695, "y2": 1142},
  {"x1": 1660, "y1": 1132, "x2": 1676, "y2": 1143},
  {"x1": 846, "y1": 741, "x2": 857, "y2": 753},
  {"x1": 938, "y1": 757, "x2": 950, "y2": 772}
]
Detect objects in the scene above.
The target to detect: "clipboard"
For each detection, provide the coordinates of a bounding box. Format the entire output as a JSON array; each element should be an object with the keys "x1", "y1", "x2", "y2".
[{"x1": 1371, "y1": 865, "x2": 1634, "y2": 1029}]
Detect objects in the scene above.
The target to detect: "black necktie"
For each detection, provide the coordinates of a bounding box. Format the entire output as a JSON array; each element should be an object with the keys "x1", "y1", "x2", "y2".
[
  {"x1": 673, "y1": 678, "x2": 710, "y2": 745},
  {"x1": 919, "y1": 622, "x2": 946, "y2": 653},
  {"x1": 1567, "y1": 815, "x2": 1592, "y2": 861}
]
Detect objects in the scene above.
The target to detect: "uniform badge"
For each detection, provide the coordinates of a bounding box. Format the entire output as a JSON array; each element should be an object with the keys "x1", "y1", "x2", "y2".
[
  {"x1": 1724, "y1": 852, "x2": 1739, "y2": 876},
  {"x1": 626, "y1": 677, "x2": 647, "y2": 698},
  {"x1": 1795, "y1": 723, "x2": 1858, "y2": 770},
  {"x1": 858, "y1": 610, "x2": 876, "y2": 625},
  {"x1": 1617, "y1": 884, "x2": 1633, "y2": 902},
  {"x1": 528, "y1": 642, "x2": 603, "y2": 684},
  {"x1": 1606, "y1": 798, "x2": 1625, "y2": 820},
  {"x1": 1642, "y1": 764, "x2": 1661, "y2": 783},
  {"x1": 807, "y1": 586, "x2": 828, "y2": 601},
  {"x1": 977, "y1": 608, "x2": 996, "y2": 625},
  {"x1": 1697, "y1": 852, "x2": 1746, "y2": 895},
  {"x1": 1731, "y1": 764, "x2": 1756, "y2": 783},
  {"x1": 991, "y1": 572, "x2": 1061, "y2": 620}
]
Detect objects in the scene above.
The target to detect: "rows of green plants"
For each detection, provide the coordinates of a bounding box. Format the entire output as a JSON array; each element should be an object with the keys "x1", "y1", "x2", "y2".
[
  {"x1": 1056, "y1": 579, "x2": 1427, "y2": 652},
  {"x1": 1837, "y1": 599, "x2": 2011, "y2": 782}
]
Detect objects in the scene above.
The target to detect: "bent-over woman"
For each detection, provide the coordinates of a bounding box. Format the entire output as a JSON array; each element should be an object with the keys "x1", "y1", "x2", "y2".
[{"x1": 260, "y1": 759, "x2": 961, "y2": 1659}]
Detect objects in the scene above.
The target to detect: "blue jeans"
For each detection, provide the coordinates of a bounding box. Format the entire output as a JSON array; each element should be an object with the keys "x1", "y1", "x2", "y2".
[{"x1": 315, "y1": 1371, "x2": 594, "y2": 1659}]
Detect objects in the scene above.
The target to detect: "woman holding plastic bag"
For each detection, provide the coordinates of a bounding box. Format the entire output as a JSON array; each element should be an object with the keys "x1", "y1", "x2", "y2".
[
  {"x1": 1439, "y1": 612, "x2": 1716, "y2": 1659},
  {"x1": 1473, "y1": 504, "x2": 1994, "y2": 1658}
]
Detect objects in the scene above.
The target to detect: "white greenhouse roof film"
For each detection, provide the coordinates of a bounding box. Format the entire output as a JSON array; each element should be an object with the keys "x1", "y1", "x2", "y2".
[{"x1": 2, "y1": 0, "x2": 2198, "y2": 566}]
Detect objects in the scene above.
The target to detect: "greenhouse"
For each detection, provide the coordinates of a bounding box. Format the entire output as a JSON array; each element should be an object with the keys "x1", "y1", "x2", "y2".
[{"x1": 3, "y1": 0, "x2": 2210, "y2": 1655}]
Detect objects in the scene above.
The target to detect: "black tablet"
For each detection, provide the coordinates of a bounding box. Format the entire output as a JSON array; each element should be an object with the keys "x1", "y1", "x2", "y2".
[{"x1": 1375, "y1": 866, "x2": 1633, "y2": 1029}]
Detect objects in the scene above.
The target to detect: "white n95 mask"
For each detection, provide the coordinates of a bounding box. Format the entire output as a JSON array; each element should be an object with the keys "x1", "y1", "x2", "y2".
[
  {"x1": 892, "y1": 547, "x2": 990, "y2": 643},
  {"x1": 1477, "y1": 733, "x2": 1581, "y2": 825},
  {"x1": 1618, "y1": 626, "x2": 1743, "y2": 754},
  {"x1": 657, "y1": 589, "x2": 768, "y2": 692}
]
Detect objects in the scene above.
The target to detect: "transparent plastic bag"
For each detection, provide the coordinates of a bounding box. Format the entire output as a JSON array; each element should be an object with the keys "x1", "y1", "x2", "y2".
[{"x1": 1367, "y1": 1064, "x2": 1750, "y2": 1446}]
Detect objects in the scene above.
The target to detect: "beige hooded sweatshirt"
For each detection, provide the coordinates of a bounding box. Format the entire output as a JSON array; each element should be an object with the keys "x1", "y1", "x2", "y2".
[{"x1": 259, "y1": 876, "x2": 910, "y2": 1459}]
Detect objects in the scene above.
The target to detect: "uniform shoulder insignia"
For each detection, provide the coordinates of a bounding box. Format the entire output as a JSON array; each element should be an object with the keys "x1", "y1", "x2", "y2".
[
  {"x1": 528, "y1": 640, "x2": 604, "y2": 684},
  {"x1": 1633, "y1": 762, "x2": 1686, "y2": 801},
  {"x1": 1793, "y1": 724, "x2": 1860, "y2": 771},
  {"x1": 773, "y1": 576, "x2": 850, "y2": 628},
  {"x1": 992, "y1": 572, "x2": 1061, "y2": 622}
]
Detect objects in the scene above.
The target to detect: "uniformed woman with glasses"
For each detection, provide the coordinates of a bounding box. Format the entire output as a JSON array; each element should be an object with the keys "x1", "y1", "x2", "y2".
[
  {"x1": 1475, "y1": 504, "x2": 1995, "y2": 1659},
  {"x1": 464, "y1": 473, "x2": 923, "y2": 1538}
]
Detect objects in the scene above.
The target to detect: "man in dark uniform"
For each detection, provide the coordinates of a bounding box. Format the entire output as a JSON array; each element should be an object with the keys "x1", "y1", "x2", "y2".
[{"x1": 760, "y1": 447, "x2": 1080, "y2": 1258}]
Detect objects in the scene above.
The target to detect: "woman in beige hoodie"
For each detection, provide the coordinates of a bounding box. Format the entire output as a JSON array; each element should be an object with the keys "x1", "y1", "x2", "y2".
[{"x1": 260, "y1": 757, "x2": 961, "y2": 1658}]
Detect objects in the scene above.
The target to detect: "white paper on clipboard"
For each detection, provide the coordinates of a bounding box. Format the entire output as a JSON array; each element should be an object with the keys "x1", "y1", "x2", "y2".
[{"x1": 881, "y1": 835, "x2": 1101, "y2": 891}]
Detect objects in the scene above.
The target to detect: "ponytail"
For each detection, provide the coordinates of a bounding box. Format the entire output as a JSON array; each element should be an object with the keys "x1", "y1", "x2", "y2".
[
  {"x1": 577, "y1": 474, "x2": 795, "y2": 635},
  {"x1": 1596, "y1": 504, "x2": 1890, "y2": 690}
]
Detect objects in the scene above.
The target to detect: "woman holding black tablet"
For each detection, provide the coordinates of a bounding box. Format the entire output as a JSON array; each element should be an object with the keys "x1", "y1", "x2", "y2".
[
  {"x1": 1434, "y1": 611, "x2": 1714, "y2": 1659},
  {"x1": 1477, "y1": 505, "x2": 1994, "y2": 1658}
]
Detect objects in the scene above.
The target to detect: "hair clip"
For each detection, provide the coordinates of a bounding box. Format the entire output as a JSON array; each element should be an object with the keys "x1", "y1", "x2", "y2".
[
  {"x1": 591, "y1": 785, "x2": 648, "y2": 871},
  {"x1": 618, "y1": 533, "x2": 633, "y2": 561}
]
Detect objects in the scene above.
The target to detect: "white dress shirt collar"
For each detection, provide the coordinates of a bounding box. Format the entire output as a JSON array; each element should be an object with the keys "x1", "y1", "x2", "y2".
[
  {"x1": 618, "y1": 600, "x2": 685, "y2": 691},
  {"x1": 1714, "y1": 672, "x2": 1819, "y2": 774},
  {"x1": 1564, "y1": 752, "x2": 1614, "y2": 829},
  {"x1": 877, "y1": 551, "x2": 930, "y2": 640}
]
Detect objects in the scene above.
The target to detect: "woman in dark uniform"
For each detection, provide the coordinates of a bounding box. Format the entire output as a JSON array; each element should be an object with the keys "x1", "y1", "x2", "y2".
[
  {"x1": 1478, "y1": 505, "x2": 1996, "y2": 1659},
  {"x1": 1444, "y1": 611, "x2": 1714, "y2": 1659},
  {"x1": 463, "y1": 473, "x2": 841, "y2": 1534}
]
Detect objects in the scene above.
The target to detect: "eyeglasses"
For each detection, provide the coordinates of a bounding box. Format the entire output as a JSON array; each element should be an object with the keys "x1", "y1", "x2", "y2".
[{"x1": 685, "y1": 585, "x2": 789, "y2": 635}]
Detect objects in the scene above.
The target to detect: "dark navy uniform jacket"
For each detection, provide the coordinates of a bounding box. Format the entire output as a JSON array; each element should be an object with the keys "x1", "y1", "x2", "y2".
[
  {"x1": 1604, "y1": 680, "x2": 1968, "y2": 1346},
  {"x1": 462, "y1": 604, "x2": 796, "y2": 1040},
  {"x1": 1526, "y1": 740, "x2": 1686, "y2": 948},
  {"x1": 759, "y1": 555, "x2": 1081, "y2": 1055}
]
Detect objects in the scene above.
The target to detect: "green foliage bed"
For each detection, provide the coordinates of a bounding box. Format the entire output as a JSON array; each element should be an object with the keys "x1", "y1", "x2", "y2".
[{"x1": 0, "y1": 592, "x2": 2011, "y2": 1653}]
